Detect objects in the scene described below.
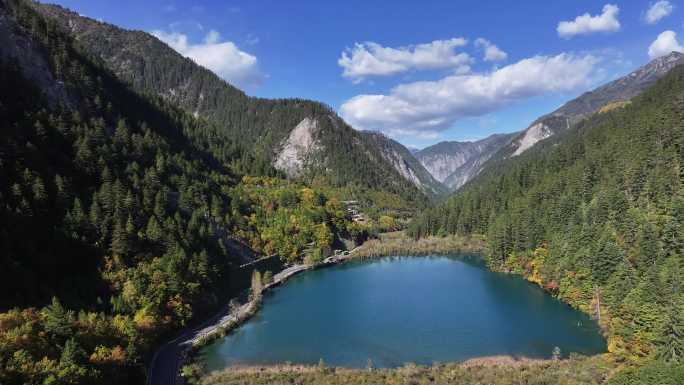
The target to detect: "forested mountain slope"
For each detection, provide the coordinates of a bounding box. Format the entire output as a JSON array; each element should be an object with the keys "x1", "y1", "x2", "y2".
[
  {"x1": 29, "y1": 2, "x2": 434, "y2": 202},
  {"x1": 0, "y1": 1, "x2": 358, "y2": 383},
  {"x1": 409, "y1": 64, "x2": 684, "y2": 370}
]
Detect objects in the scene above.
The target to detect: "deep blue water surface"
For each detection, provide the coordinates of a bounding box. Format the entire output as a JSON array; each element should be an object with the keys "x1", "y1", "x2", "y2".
[{"x1": 201, "y1": 256, "x2": 605, "y2": 369}]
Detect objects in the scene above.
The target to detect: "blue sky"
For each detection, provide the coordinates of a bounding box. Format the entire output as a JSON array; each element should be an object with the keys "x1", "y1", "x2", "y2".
[{"x1": 47, "y1": 0, "x2": 684, "y2": 148}]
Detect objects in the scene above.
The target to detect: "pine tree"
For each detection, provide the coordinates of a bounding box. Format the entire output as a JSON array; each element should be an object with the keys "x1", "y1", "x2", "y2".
[
  {"x1": 54, "y1": 174, "x2": 71, "y2": 209},
  {"x1": 43, "y1": 297, "x2": 72, "y2": 338},
  {"x1": 125, "y1": 214, "x2": 135, "y2": 235},
  {"x1": 636, "y1": 222, "x2": 660, "y2": 269},
  {"x1": 146, "y1": 216, "x2": 162, "y2": 242},
  {"x1": 591, "y1": 227, "x2": 624, "y2": 284},
  {"x1": 658, "y1": 300, "x2": 684, "y2": 363},
  {"x1": 661, "y1": 215, "x2": 683, "y2": 259},
  {"x1": 154, "y1": 191, "x2": 167, "y2": 219},
  {"x1": 111, "y1": 217, "x2": 129, "y2": 257},
  {"x1": 31, "y1": 175, "x2": 47, "y2": 203}
]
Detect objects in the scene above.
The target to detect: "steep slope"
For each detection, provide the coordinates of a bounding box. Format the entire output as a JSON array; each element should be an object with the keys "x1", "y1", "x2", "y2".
[
  {"x1": 0, "y1": 1, "x2": 357, "y2": 384},
  {"x1": 409, "y1": 63, "x2": 684, "y2": 370},
  {"x1": 30, "y1": 2, "x2": 429, "y2": 204},
  {"x1": 415, "y1": 133, "x2": 516, "y2": 190},
  {"x1": 505, "y1": 51, "x2": 684, "y2": 157},
  {"x1": 416, "y1": 141, "x2": 480, "y2": 182},
  {"x1": 363, "y1": 132, "x2": 447, "y2": 197},
  {"x1": 414, "y1": 53, "x2": 684, "y2": 193},
  {"x1": 0, "y1": 5, "x2": 71, "y2": 106}
]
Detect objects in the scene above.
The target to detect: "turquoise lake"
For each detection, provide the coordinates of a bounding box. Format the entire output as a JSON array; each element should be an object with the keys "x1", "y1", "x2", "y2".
[{"x1": 200, "y1": 255, "x2": 605, "y2": 370}]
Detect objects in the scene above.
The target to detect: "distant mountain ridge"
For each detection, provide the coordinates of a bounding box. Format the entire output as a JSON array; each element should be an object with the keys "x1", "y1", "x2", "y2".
[
  {"x1": 363, "y1": 132, "x2": 447, "y2": 197},
  {"x1": 415, "y1": 52, "x2": 684, "y2": 194},
  {"x1": 30, "y1": 2, "x2": 437, "y2": 201},
  {"x1": 415, "y1": 133, "x2": 517, "y2": 190},
  {"x1": 505, "y1": 51, "x2": 684, "y2": 157},
  {"x1": 26, "y1": 3, "x2": 684, "y2": 202}
]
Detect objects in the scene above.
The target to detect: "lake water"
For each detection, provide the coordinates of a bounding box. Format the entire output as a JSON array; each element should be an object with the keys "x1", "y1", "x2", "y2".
[{"x1": 200, "y1": 255, "x2": 605, "y2": 370}]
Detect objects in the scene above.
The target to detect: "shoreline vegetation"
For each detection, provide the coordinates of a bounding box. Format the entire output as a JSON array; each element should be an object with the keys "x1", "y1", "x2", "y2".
[
  {"x1": 178, "y1": 232, "x2": 488, "y2": 381},
  {"x1": 351, "y1": 231, "x2": 487, "y2": 259},
  {"x1": 188, "y1": 232, "x2": 487, "y2": 350},
  {"x1": 172, "y1": 232, "x2": 684, "y2": 385},
  {"x1": 199, "y1": 354, "x2": 615, "y2": 385},
  {"x1": 181, "y1": 230, "x2": 684, "y2": 385},
  {"x1": 178, "y1": 232, "x2": 615, "y2": 385}
]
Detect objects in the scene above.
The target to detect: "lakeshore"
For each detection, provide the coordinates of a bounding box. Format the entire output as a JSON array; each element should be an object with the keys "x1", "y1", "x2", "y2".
[
  {"x1": 190, "y1": 249, "x2": 604, "y2": 382},
  {"x1": 148, "y1": 233, "x2": 488, "y2": 384},
  {"x1": 188, "y1": 232, "x2": 487, "y2": 352},
  {"x1": 152, "y1": 232, "x2": 607, "y2": 384},
  {"x1": 351, "y1": 231, "x2": 487, "y2": 259}
]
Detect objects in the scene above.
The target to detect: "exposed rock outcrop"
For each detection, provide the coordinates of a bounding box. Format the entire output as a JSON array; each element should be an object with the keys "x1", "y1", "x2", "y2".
[
  {"x1": 362, "y1": 132, "x2": 447, "y2": 197},
  {"x1": 274, "y1": 118, "x2": 321, "y2": 178},
  {"x1": 416, "y1": 133, "x2": 517, "y2": 191},
  {"x1": 0, "y1": 8, "x2": 71, "y2": 106}
]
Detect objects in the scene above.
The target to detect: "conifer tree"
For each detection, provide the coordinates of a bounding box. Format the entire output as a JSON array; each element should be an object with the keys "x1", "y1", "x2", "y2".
[
  {"x1": 658, "y1": 300, "x2": 684, "y2": 363},
  {"x1": 43, "y1": 297, "x2": 72, "y2": 338}
]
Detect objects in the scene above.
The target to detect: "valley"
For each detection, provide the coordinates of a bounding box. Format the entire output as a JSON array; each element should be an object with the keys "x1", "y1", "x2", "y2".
[
  {"x1": 0, "y1": 1, "x2": 683, "y2": 385},
  {"x1": 199, "y1": 256, "x2": 605, "y2": 369}
]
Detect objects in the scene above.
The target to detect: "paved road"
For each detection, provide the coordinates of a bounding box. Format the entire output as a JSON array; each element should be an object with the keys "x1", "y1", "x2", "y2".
[{"x1": 147, "y1": 264, "x2": 311, "y2": 385}]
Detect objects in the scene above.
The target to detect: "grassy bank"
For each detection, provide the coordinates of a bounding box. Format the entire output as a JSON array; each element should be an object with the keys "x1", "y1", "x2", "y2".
[
  {"x1": 351, "y1": 231, "x2": 486, "y2": 259},
  {"x1": 200, "y1": 354, "x2": 614, "y2": 385}
]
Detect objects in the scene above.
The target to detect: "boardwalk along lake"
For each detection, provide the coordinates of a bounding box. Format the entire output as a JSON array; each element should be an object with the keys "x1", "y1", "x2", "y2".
[{"x1": 200, "y1": 255, "x2": 605, "y2": 370}]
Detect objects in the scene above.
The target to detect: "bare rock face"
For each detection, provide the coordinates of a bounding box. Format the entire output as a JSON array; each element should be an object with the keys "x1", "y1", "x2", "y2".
[
  {"x1": 384, "y1": 148, "x2": 423, "y2": 187},
  {"x1": 512, "y1": 122, "x2": 551, "y2": 156},
  {"x1": 416, "y1": 133, "x2": 517, "y2": 191},
  {"x1": 0, "y1": 11, "x2": 71, "y2": 107},
  {"x1": 274, "y1": 117, "x2": 321, "y2": 177},
  {"x1": 362, "y1": 132, "x2": 447, "y2": 197},
  {"x1": 416, "y1": 142, "x2": 475, "y2": 183}
]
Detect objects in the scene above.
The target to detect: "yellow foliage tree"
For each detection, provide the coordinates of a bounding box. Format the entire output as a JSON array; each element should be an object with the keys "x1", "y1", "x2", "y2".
[{"x1": 133, "y1": 307, "x2": 156, "y2": 331}]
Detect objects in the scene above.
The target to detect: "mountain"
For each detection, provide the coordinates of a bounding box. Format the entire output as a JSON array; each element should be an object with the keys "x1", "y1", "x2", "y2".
[
  {"x1": 0, "y1": 1, "x2": 369, "y2": 384},
  {"x1": 505, "y1": 51, "x2": 684, "y2": 157},
  {"x1": 363, "y1": 132, "x2": 447, "y2": 197},
  {"x1": 413, "y1": 53, "x2": 684, "y2": 194},
  {"x1": 29, "y1": 2, "x2": 433, "y2": 204},
  {"x1": 415, "y1": 133, "x2": 516, "y2": 190},
  {"x1": 409, "y1": 61, "x2": 684, "y2": 372}
]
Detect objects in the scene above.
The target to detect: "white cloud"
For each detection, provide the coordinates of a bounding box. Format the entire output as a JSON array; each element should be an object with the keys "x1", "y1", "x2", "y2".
[
  {"x1": 340, "y1": 53, "x2": 598, "y2": 138},
  {"x1": 648, "y1": 30, "x2": 684, "y2": 59},
  {"x1": 152, "y1": 29, "x2": 264, "y2": 89},
  {"x1": 474, "y1": 38, "x2": 507, "y2": 62},
  {"x1": 645, "y1": 1, "x2": 674, "y2": 24},
  {"x1": 557, "y1": 4, "x2": 621, "y2": 39},
  {"x1": 338, "y1": 38, "x2": 472, "y2": 83}
]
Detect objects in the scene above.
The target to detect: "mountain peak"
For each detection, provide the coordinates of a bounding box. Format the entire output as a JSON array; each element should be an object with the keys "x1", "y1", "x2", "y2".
[
  {"x1": 636, "y1": 51, "x2": 684, "y2": 78},
  {"x1": 654, "y1": 50, "x2": 684, "y2": 62},
  {"x1": 415, "y1": 133, "x2": 517, "y2": 189},
  {"x1": 505, "y1": 51, "x2": 684, "y2": 158}
]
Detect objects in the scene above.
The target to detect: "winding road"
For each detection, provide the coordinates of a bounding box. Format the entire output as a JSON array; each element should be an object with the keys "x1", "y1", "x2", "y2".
[{"x1": 147, "y1": 264, "x2": 312, "y2": 385}]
